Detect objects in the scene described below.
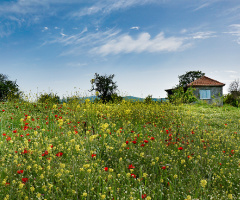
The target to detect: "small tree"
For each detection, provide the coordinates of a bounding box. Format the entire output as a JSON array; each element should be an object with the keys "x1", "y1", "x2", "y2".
[
  {"x1": 90, "y1": 73, "x2": 118, "y2": 103},
  {"x1": 224, "y1": 79, "x2": 240, "y2": 107},
  {"x1": 168, "y1": 87, "x2": 197, "y2": 105},
  {"x1": 178, "y1": 71, "x2": 205, "y2": 87},
  {"x1": 0, "y1": 74, "x2": 22, "y2": 101},
  {"x1": 144, "y1": 95, "x2": 153, "y2": 104},
  {"x1": 38, "y1": 93, "x2": 60, "y2": 104}
]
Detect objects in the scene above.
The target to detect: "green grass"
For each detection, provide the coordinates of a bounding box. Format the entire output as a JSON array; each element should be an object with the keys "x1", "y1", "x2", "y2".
[{"x1": 0, "y1": 100, "x2": 239, "y2": 199}]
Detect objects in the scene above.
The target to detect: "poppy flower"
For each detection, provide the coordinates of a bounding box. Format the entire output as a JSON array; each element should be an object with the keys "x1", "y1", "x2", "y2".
[
  {"x1": 6, "y1": 137, "x2": 11, "y2": 141},
  {"x1": 91, "y1": 154, "x2": 96, "y2": 158},
  {"x1": 162, "y1": 166, "x2": 166, "y2": 170},
  {"x1": 2, "y1": 133, "x2": 6, "y2": 136},
  {"x1": 131, "y1": 174, "x2": 136, "y2": 178},
  {"x1": 126, "y1": 141, "x2": 129, "y2": 144},
  {"x1": 141, "y1": 144, "x2": 145, "y2": 147},
  {"x1": 142, "y1": 194, "x2": 147, "y2": 199},
  {"x1": 104, "y1": 167, "x2": 108, "y2": 171},
  {"x1": 128, "y1": 164, "x2": 135, "y2": 169},
  {"x1": 132, "y1": 141, "x2": 137, "y2": 144},
  {"x1": 56, "y1": 152, "x2": 63, "y2": 157},
  {"x1": 178, "y1": 147, "x2": 183, "y2": 150},
  {"x1": 144, "y1": 140, "x2": 148, "y2": 143},
  {"x1": 22, "y1": 178, "x2": 28, "y2": 183},
  {"x1": 150, "y1": 137, "x2": 155, "y2": 140},
  {"x1": 17, "y1": 170, "x2": 24, "y2": 174}
]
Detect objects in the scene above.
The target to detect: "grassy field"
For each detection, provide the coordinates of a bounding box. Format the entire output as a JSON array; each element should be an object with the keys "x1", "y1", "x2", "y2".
[{"x1": 0, "y1": 100, "x2": 240, "y2": 200}]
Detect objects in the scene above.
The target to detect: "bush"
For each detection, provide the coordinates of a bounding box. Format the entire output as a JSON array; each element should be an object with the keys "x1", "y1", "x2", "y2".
[
  {"x1": 37, "y1": 93, "x2": 60, "y2": 104},
  {"x1": 223, "y1": 93, "x2": 240, "y2": 107},
  {"x1": 144, "y1": 95, "x2": 153, "y2": 104},
  {"x1": 168, "y1": 87, "x2": 197, "y2": 105}
]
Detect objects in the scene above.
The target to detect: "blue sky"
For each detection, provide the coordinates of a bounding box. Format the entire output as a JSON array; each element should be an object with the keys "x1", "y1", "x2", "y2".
[{"x1": 1, "y1": 0, "x2": 240, "y2": 99}]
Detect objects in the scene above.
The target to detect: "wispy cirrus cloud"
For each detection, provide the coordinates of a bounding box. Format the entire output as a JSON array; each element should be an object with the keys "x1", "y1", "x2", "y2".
[
  {"x1": 191, "y1": 31, "x2": 216, "y2": 39},
  {"x1": 92, "y1": 32, "x2": 189, "y2": 55},
  {"x1": 44, "y1": 27, "x2": 218, "y2": 56},
  {"x1": 71, "y1": 0, "x2": 160, "y2": 17},
  {"x1": 225, "y1": 24, "x2": 240, "y2": 44}
]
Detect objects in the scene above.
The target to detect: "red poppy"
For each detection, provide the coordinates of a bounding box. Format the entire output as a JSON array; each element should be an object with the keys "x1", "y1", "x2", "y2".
[
  {"x1": 141, "y1": 144, "x2": 145, "y2": 147},
  {"x1": 144, "y1": 140, "x2": 148, "y2": 143},
  {"x1": 13, "y1": 130, "x2": 17, "y2": 133},
  {"x1": 131, "y1": 174, "x2": 136, "y2": 178},
  {"x1": 91, "y1": 154, "x2": 96, "y2": 158},
  {"x1": 178, "y1": 147, "x2": 183, "y2": 150},
  {"x1": 5, "y1": 182, "x2": 10, "y2": 185},
  {"x1": 150, "y1": 137, "x2": 155, "y2": 140},
  {"x1": 142, "y1": 194, "x2": 147, "y2": 199},
  {"x1": 132, "y1": 141, "x2": 137, "y2": 144},
  {"x1": 2, "y1": 133, "x2": 6, "y2": 136},
  {"x1": 20, "y1": 135, "x2": 24, "y2": 137},
  {"x1": 56, "y1": 152, "x2": 63, "y2": 157},
  {"x1": 2, "y1": 109, "x2": 5, "y2": 112},
  {"x1": 22, "y1": 178, "x2": 28, "y2": 183},
  {"x1": 17, "y1": 170, "x2": 24, "y2": 174},
  {"x1": 162, "y1": 166, "x2": 166, "y2": 170},
  {"x1": 128, "y1": 164, "x2": 135, "y2": 169},
  {"x1": 6, "y1": 137, "x2": 11, "y2": 141},
  {"x1": 104, "y1": 167, "x2": 108, "y2": 171},
  {"x1": 126, "y1": 141, "x2": 129, "y2": 144}
]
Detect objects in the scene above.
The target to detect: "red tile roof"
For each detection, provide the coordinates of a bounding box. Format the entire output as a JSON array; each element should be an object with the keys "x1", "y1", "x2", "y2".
[{"x1": 187, "y1": 76, "x2": 225, "y2": 87}]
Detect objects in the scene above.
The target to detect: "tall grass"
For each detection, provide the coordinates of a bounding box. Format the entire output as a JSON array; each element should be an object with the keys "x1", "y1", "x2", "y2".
[{"x1": 0, "y1": 100, "x2": 239, "y2": 199}]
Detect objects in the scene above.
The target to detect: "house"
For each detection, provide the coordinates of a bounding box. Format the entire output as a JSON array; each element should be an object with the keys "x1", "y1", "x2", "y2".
[{"x1": 166, "y1": 76, "x2": 225, "y2": 105}]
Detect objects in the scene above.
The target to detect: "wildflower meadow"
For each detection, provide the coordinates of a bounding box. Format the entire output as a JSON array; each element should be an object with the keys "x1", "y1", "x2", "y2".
[{"x1": 0, "y1": 99, "x2": 240, "y2": 199}]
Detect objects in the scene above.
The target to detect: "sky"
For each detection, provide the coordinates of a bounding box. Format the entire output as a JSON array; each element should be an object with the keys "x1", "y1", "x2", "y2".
[{"x1": 1, "y1": 0, "x2": 240, "y2": 100}]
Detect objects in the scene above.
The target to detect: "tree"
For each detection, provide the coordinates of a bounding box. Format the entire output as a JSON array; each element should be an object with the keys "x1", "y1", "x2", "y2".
[
  {"x1": 178, "y1": 71, "x2": 205, "y2": 87},
  {"x1": 0, "y1": 74, "x2": 22, "y2": 101},
  {"x1": 38, "y1": 93, "x2": 60, "y2": 104},
  {"x1": 90, "y1": 73, "x2": 118, "y2": 103},
  {"x1": 224, "y1": 79, "x2": 240, "y2": 107},
  {"x1": 228, "y1": 79, "x2": 240, "y2": 94}
]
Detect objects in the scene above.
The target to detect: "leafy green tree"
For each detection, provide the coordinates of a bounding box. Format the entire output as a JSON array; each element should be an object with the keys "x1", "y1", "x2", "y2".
[
  {"x1": 0, "y1": 74, "x2": 22, "y2": 101},
  {"x1": 144, "y1": 95, "x2": 153, "y2": 104},
  {"x1": 38, "y1": 93, "x2": 60, "y2": 104},
  {"x1": 178, "y1": 71, "x2": 205, "y2": 87},
  {"x1": 168, "y1": 87, "x2": 197, "y2": 105},
  {"x1": 224, "y1": 79, "x2": 240, "y2": 107},
  {"x1": 90, "y1": 73, "x2": 118, "y2": 103}
]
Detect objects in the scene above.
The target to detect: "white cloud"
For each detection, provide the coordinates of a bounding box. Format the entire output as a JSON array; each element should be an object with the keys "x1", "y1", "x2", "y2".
[
  {"x1": 191, "y1": 31, "x2": 216, "y2": 39},
  {"x1": 42, "y1": 26, "x2": 49, "y2": 32},
  {"x1": 93, "y1": 32, "x2": 188, "y2": 55},
  {"x1": 225, "y1": 24, "x2": 240, "y2": 44},
  {"x1": 72, "y1": 0, "x2": 160, "y2": 17},
  {"x1": 130, "y1": 26, "x2": 140, "y2": 30}
]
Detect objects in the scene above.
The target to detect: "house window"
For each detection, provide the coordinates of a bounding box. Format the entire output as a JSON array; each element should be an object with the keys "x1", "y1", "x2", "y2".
[{"x1": 200, "y1": 90, "x2": 211, "y2": 99}]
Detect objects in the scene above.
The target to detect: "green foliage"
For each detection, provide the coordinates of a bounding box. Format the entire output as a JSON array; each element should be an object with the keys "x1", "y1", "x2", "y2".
[
  {"x1": 224, "y1": 79, "x2": 240, "y2": 107},
  {"x1": 178, "y1": 70, "x2": 205, "y2": 87},
  {"x1": 37, "y1": 93, "x2": 60, "y2": 104},
  {"x1": 223, "y1": 93, "x2": 240, "y2": 107},
  {"x1": 168, "y1": 87, "x2": 197, "y2": 104},
  {"x1": 144, "y1": 95, "x2": 153, "y2": 104},
  {"x1": 0, "y1": 73, "x2": 22, "y2": 101},
  {"x1": 90, "y1": 73, "x2": 118, "y2": 103},
  {"x1": 110, "y1": 93, "x2": 123, "y2": 103}
]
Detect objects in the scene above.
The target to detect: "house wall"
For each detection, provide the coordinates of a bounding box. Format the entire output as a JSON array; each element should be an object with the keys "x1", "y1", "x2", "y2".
[{"x1": 192, "y1": 86, "x2": 223, "y2": 105}]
